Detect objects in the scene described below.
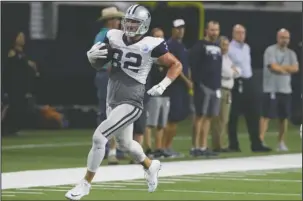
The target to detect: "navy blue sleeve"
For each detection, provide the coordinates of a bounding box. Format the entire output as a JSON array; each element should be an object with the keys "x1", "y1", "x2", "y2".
[
  {"x1": 167, "y1": 42, "x2": 179, "y2": 59},
  {"x1": 151, "y1": 41, "x2": 169, "y2": 58}
]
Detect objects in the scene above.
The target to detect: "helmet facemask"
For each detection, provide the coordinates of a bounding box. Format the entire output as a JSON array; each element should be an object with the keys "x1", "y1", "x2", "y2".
[{"x1": 122, "y1": 18, "x2": 148, "y2": 37}]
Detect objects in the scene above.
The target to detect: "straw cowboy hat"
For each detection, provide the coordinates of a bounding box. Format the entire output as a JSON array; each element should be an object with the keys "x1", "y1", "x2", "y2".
[{"x1": 98, "y1": 7, "x2": 124, "y2": 21}]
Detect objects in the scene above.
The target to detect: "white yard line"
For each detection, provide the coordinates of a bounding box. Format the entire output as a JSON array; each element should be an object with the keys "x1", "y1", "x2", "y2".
[
  {"x1": 160, "y1": 178, "x2": 201, "y2": 182},
  {"x1": 93, "y1": 184, "x2": 126, "y2": 188},
  {"x1": 2, "y1": 154, "x2": 302, "y2": 189},
  {"x1": 179, "y1": 174, "x2": 246, "y2": 178},
  {"x1": 3, "y1": 191, "x2": 44, "y2": 195},
  {"x1": 96, "y1": 182, "x2": 147, "y2": 186},
  {"x1": 19, "y1": 188, "x2": 67, "y2": 192},
  {"x1": 100, "y1": 187, "x2": 147, "y2": 191},
  {"x1": 176, "y1": 176, "x2": 302, "y2": 183},
  {"x1": 166, "y1": 189, "x2": 301, "y2": 197},
  {"x1": 1, "y1": 194, "x2": 16, "y2": 197}
]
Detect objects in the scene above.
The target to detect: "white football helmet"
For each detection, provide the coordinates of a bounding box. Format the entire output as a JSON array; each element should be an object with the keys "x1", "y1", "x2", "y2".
[{"x1": 122, "y1": 4, "x2": 151, "y2": 37}]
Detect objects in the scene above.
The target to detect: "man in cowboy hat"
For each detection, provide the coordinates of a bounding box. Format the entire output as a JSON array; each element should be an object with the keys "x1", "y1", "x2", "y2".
[{"x1": 94, "y1": 6, "x2": 124, "y2": 165}]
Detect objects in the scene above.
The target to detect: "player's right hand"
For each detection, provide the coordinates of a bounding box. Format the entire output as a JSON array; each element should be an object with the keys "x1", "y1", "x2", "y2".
[{"x1": 87, "y1": 42, "x2": 108, "y2": 62}]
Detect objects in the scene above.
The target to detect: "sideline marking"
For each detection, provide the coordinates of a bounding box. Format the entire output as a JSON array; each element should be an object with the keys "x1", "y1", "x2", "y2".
[
  {"x1": 166, "y1": 189, "x2": 301, "y2": 197},
  {"x1": 175, "y1": 176, "x2": 302, "y2": 183},
  {"x1": 2, "y1": 154, "x2": 301, "y2": 190}
]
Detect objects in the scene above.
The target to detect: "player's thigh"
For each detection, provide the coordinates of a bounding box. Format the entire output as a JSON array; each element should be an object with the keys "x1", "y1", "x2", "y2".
[
  {"x1": 133, "y1": 109, "x2": 147, "y2": 134},
  {"x1": 277, "y1": 93, "x2": 291, "y2": 120},
  {"x1": 101, "y1": 104, "x2": 142, "y2": 140},
  {"x1": 261, "y1": 93, "x2": 277, "y2": 119},
  {"x1": 158, "y1": 97, "x2": 170, "y2": 127},
  {"x1": 146, "y1": 97, "x2": 161, "y2": 127}
]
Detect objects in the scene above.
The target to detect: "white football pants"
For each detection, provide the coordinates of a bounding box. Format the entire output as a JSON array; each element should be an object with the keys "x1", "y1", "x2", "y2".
[{"x1": 87, "y1": 103, "x2": 147, "y2": 172}]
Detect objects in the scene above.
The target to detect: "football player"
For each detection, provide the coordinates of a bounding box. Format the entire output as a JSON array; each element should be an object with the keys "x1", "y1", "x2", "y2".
[{"x1": 65, "y1": 4, "x2": 182, "y2": 200}]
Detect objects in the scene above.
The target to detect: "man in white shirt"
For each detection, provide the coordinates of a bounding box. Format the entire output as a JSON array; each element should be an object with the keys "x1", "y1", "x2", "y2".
[{"x1": 211, "y1": 36, "x2": 241, "y2": 152}]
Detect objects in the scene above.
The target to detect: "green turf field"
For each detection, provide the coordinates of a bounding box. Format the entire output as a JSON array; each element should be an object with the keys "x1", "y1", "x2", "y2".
[
  {"x1": 2, "y1": 118, "x2": 302, "y2": 172},
  {"x1": 2, "y1": 118, "x2": 302, "y2": 200},
  {"x1": 2, "y1": 168, "x2": 302, "y2": 200}
]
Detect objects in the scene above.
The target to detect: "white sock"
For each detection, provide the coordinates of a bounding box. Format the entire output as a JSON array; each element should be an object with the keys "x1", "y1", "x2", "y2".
[
  {"x1": 108, "y1": 149, "x2": 117, "y2": 156},
  {"x1": 87, "y1": 129, "x2": 108, "y2": 172}
]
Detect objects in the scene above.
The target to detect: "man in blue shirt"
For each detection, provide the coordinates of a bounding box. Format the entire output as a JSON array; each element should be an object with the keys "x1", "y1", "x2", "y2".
[
  {"x1": 164, "y1": 19, "x2": 192, "y2": 157},
  {"x1": 228, "y1": 24, "x2": 271, "y2": 152},
  {"x1": 94, "y1": 7, "x2": 123, "y2": 165}
]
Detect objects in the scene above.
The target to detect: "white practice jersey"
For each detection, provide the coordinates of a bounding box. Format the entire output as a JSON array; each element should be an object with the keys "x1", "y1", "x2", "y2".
[
  {"x1": 103, "y1": 29, "x2": 169, "y2": 109},
  {"x1": 105, "y1": 29, "x2": 168, "y2": 84}
]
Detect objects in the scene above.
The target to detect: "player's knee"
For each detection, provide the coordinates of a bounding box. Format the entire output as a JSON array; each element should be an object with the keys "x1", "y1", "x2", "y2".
[{"x1": 92, "y1": 128, "x2": 108, "y2": 149}]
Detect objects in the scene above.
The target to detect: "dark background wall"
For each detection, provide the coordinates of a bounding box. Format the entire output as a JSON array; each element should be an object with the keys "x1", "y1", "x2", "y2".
[{"x1": 1, "y1": 2, "x2": 302, "y2": 107}]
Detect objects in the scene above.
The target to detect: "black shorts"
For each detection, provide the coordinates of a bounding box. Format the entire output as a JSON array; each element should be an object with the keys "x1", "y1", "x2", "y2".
[
  {"x1": 133, "y1": 108, "x2": 147, "y2": 135},
  {"x1": 261, "y1": 93, "x2": 291, "y2": 119},
  {"x1": 193, "y1": 83, "x2": 220, "y2": 117},
  {"x1": 167, "y1": 84, "x2": 190, "y2": 123}
]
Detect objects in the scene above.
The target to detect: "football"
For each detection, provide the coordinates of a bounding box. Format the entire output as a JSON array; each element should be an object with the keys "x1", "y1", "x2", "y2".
[{"x1": 95, "y1": 43, "x2": 113, "y2": 67}]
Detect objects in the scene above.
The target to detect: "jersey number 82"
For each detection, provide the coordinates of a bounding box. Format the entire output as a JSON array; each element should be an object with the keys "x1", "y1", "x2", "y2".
[{"x1": 111, "y1": 49, "x2": 143, "y2": 73}]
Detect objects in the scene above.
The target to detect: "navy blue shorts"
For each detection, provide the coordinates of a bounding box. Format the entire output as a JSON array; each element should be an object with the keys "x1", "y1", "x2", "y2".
[
  {"x1": 167, "y1": 84, "x2": 190, "y2": 123},
  {"x1": 133, "y1": 108, "x2": 147, "y2": 135},
  {"x1": 261, "y1": 93, "x2": 291, "y2": 119}
]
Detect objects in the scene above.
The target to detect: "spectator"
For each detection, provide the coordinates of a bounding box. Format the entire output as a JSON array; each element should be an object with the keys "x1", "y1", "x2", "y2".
[
  {"x1": 164, "y1": 19, "x2": 192, "y2": 157},
  {"x1": 189, "y1": 21, "x2": 222, "y2": 157},
  {"x1": 94, "y1": 7, "x2": 124, "y2": 165},
  {"x1": 227, "y1": 24, "x2": 271, "y2": 152},
  {"x1": 260, "y1": 28, "x2": 299, "y2": 151},
  {"x1": 144, "y1": 28, "x2": 171, "y2": 158},
  {"x1": 211, "y1": 36, "x2": 241, "y2": 152},
  {"x1": 2, "y1": 31, "x2": 39, "y2": 136}
]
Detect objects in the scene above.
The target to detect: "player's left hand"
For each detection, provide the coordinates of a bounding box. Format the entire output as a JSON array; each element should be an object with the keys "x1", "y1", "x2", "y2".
[{"x1": 147, "y1": 84, "x2": 166, "y2": 96}]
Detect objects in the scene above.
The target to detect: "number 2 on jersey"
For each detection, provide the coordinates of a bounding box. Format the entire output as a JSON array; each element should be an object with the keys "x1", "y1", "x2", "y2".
[{"x1": 111, "y1": 49, "x2": 142, "y2": 73}]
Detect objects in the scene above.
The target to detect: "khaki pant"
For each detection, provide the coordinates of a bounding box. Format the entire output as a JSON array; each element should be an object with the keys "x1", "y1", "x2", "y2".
[{"x1": 211, "y1": 88, "x2": 232, "y2": 149}]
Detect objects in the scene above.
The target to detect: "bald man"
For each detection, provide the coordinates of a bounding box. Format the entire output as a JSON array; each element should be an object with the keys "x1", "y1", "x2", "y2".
[
  {"x1": 228, "y1": 24, "x2": 271, "y2": 152},
  {"x1": 260, "y1": 29, "x2": 299, "y2": 151}
]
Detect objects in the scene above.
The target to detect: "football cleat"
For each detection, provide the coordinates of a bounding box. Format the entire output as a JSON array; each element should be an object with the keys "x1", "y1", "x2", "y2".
[
  {"x1": 65, "y1": 179, "x2": 91, "y2": 200},
  {"x1": 144, "y1": 160, "x2": 161, "y2": 192}
]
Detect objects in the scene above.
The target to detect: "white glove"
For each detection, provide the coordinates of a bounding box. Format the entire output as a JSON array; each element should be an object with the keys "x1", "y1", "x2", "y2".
[
  {"x1": 147, "y1": 77, "x2": 172, "y2": 96},
  {"x1": 87, "y1": 42, "x2": 108, "y2": 63}
]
